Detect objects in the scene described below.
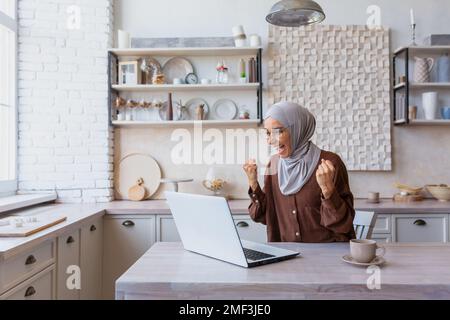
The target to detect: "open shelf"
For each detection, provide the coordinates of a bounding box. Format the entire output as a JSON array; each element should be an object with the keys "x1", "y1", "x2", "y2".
[
  {"x1": 108, "y1": 47, "x2": 261, "y2": 57},
  {"x1": 112, "y1": 83, "x2": 260, "y2": 92},
  {"x1": 408, "y1": 119, "x2": 450, "y2": 126},
  {"x1": 394, "y1": 46, "x2": 450, "y2": 54},
  {"x1": 410, "y1": 83, "x2": 450, "y2": 88},
  {"x1": 112, "y1": 120, "x2": 261, "y2": 127}
]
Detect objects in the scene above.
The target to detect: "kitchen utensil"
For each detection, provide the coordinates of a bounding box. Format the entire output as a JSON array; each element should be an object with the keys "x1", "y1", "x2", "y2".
[
  {"x1": 162, "y1": 57, "x2": 194, "y2": 85},
  {"x1": 185, "y1": 98, "x2": 209, "y2": 120},
  {"x1": 341, "y1": 254, "x2": 385, "y2": 267},
  {"x1": 175, "y1": 100, "x2": 189, "y2": 121},
  {"x1": 0, "y1": 212, "x2": 67, "y2": 237},
  {"x1": 426, "y1": 184, "x2": 450, "y2": 202},
  {"x1": 115, "y1": 153, "x2": 161, "y2": 200},
  {"x1": 422, "y1": 92, "x2": 439, "y2": 120},
  {"x1": 437, "y1": 53, "x2": 450, "y2": 82},
  {"x1": 441, "y1": 106, "x2": 450, "y2": 119},
  {"x1": 128, "y1": 178, "x2": 147, "y2": 201},
  {"x1": 413, "y1": 57, "x2": 434, "y2": 83},
  {"x1": 213, "y1": 99, "x2": 238, "y2": 120}
]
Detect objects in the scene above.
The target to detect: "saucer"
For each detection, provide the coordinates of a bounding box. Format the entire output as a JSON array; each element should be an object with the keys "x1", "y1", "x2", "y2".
[{"x1": 341, "y1": 254, "x2": 385, "y2": 267}]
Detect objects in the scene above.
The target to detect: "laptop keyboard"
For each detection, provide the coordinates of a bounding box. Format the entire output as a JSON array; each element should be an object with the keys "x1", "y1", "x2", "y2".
[{"x1": 243, "y1": 247, "x2": 275, "y2": 261}]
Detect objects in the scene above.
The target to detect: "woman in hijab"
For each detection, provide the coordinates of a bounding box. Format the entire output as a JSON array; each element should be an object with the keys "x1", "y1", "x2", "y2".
[{"x1": 243, "y1": 102, "x2": 355, "y2": 242}]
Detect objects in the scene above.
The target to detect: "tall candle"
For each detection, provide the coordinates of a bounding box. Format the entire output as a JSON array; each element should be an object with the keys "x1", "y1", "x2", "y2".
[{"x1": 410, "y1": 9, "x2": 415, "y2": 25}]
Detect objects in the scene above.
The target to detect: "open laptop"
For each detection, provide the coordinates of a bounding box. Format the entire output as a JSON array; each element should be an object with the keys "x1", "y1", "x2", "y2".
[{"x1": 165, "y1": 191, "x2": 300, "y2": 268}]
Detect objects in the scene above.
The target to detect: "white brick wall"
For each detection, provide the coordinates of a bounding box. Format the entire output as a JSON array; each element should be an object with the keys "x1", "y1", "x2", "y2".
[{"x1": 18, "y1": 0, "x2": 115, "y2": 203}]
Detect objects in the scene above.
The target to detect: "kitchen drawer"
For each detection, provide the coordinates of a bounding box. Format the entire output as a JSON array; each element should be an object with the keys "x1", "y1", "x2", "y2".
[
  {"x1": 233, "y1": 215, "x2": 267, "y2": 243},
  {"x1": 1, "y1": 265, "x2": 55, "y2": 300},
  {"x1": 0, "y1": 239, "x2": 55, "y2": 294},
  {"x1": 370, "y1": 233, "x2": 392, "y2": 243},
  {"x1": 373, "y1": 214, "x2": 391, "y2": 234},
  {"x1": 393, "y1": 214, "x2": 448, "y2": 243},
  {"x1": 156, "y1": 216, "x2": 181, "y2": 242},
  {"x1": 57, "y1": 229, "x2": 80, "y2": 300}
]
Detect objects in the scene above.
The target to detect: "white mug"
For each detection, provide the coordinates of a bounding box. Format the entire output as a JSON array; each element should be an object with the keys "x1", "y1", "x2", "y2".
[
  {"x1": 350, "y1": 239, "x2": 385, "y2": 263},
  {"x1": 173, "y1": 78, "x2": 182, "y2": 85},
  {"x1": 200, "y1": 78, "x2": 211, "y2": 85},
  {"x1": 422, "y1": 92, "x2": 438, "y2": 120}
]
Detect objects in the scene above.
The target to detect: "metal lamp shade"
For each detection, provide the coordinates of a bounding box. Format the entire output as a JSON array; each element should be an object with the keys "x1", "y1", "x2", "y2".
[{"x1": 266, "y1": 0, "x2": 326, "y2": 27}]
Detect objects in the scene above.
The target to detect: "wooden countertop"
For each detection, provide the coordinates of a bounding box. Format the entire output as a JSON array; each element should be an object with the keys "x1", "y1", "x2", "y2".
[
  {"x1": 116, "y1": 242, "x2": 450, "y2": 300},
  {"x1": 104, "y1": 198, "x2": 450, "y2": 215}
]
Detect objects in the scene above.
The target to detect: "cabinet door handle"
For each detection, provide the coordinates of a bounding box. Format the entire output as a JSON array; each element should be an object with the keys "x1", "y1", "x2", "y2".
[
  {"x1": 413, "y1": 219, "x2": 427, "y2": 226},
  {"x1": 25, "y1": 255, "x2": 37, "y2": 266},
  {"x1": 122, "y1": 220, "x2": 135, "y2": 227},
  {"x1": 66, "y1": 236, "x2": 75, "y2": 244},
  {"x1": 24, "y1": 286, "x2": 36, "y2": 297},
  {"x1": 236, "y1": 221, "x2": 249, "y2": 228},
  {"x1": 90, "y1": 225, "x2": 97, "y2": 232}
]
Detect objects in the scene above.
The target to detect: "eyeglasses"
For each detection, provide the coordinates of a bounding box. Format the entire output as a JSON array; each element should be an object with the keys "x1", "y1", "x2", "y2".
[{"x1": 265, "y1": 127, "x2": 288, "y2": 139}]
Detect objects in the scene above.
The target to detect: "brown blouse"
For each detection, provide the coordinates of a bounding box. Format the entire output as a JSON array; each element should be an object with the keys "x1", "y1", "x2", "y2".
[{"x1": 248, "y1": 150, "x2": 356, "y2": 243}]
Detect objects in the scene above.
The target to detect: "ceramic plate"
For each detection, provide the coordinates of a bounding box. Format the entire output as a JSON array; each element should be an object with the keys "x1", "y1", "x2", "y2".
[
  {"x1": 341, "y1": 254, "x2": 385, "y2": 267},
  {"x1": 185, "y1": 98, "x2": 209, "y2": 120},
  {"x1": 162, "y1": 57, "x2": 194, "y2": 84},
  {"x1": 115, "y1": 153, "x2": 161, "y2": 200},
  {"x1": 213, "y1": 99, "x2": 238, "y2": 120}
]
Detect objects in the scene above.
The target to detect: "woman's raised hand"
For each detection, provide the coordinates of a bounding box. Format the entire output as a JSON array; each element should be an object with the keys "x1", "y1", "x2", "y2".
[
  {"x1": 243, "y1": 159, "x2": 259, "y2": 191},
  {"x1": 316, "y1": 159, "x2": 336, "y2": 199}
]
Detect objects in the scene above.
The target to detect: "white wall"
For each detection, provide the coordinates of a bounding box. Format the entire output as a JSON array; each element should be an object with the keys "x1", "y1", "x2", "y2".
[
  {"x1": 18, "y1": 0, "x2": 115, "y2": 202},
  {"x1": 114, "y1": 0, "x2": 450, "y2": 199}
]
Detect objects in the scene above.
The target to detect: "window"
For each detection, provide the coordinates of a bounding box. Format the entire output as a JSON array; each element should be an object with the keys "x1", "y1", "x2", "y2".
[{"x1": 0, "y1": 0, "x2": 17, "y2": 195}]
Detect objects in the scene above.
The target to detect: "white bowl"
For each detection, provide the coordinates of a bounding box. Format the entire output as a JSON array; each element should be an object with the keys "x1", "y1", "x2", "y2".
[{"x1": 426, "y1": 184, "x2": 450, "y2": 202}]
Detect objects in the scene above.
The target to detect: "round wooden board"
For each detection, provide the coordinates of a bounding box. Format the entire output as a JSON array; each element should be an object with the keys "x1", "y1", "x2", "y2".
[{"x1": 115, "y1": 153, "x2": 161, "y2": 200}]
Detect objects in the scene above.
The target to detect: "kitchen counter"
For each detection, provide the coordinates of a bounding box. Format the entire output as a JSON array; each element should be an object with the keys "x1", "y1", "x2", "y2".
[
  {"x1": 116, "y1": 242, "x2": 450, "y2": 300},
  {"x1": 1, "y1": 198, "x2": 450, "y2": 260},
  {"x1": 104, "y1": 198, "x2": 450, "y2": 215}
]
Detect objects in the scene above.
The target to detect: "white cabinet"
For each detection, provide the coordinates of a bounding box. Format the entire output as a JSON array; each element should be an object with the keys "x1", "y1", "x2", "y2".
[
  {"x1": 80, "y1": 217, "x2": 103, "y2": 300},
  {"x1": 393, "y1": 214, "x2": 448, "y2": 243},
  {"x1": 0, "y1": 239, "x2": 55, "y2": 295},
  {"x1": 233, "y1": 215, "x2": 267, "y2": 243},
  {"x1": 56, "y1": 229, "x2": 80, "y2": 300},
  {"x1": 372, "y1": 214, "x2": 391, "y2": 234},
  {"x1": 0, "y1": 265, "x2": 55, "y2": 300},
  {"x1": 156, "y1": 215, "x2": 180, "y2": 242},
  {"x1": 102, "y1": 215, "x2": 155, "y2": 300},
  {"x1": 370, "y1": 234, "x2": 392, "y2": 243}
]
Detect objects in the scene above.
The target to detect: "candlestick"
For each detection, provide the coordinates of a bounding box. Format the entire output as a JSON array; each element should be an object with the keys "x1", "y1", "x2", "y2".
[
  {"x1": 410, "y1": 9, "x2": 415, "y2": 25},
  {"x1": 410, "y1": 23, "x2": 417, "y2": 46}
]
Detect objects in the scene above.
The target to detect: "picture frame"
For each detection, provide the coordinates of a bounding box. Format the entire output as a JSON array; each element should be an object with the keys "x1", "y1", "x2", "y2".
[{"x1": 118, "y1": 60, "x2": 141, "y2": 85}]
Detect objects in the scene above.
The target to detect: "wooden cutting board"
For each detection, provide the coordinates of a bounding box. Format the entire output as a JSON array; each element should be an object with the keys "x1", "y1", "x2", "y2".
[
  {"x1": 0, "y1": 213, "x2": 67, "y2": 237},
  {"x1": 393, "y1": 193, "x2": 423, "y2": 202}
]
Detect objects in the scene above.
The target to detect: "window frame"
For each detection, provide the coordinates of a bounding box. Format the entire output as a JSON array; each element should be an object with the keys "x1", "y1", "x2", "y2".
[{"x1": 0, "y1": 1, "x2": 18, "y2": 196}]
